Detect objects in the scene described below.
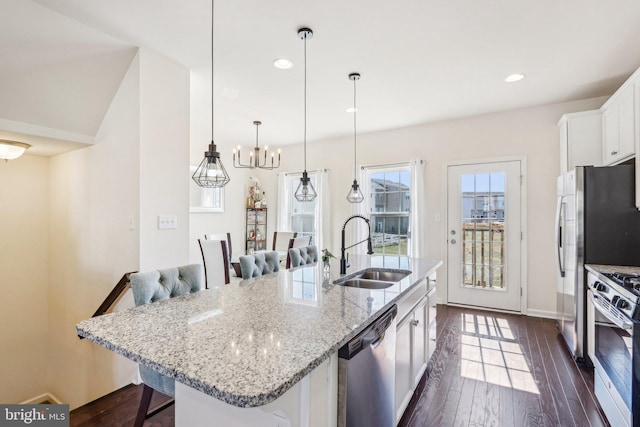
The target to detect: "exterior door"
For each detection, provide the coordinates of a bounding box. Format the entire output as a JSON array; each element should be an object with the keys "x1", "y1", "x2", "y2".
[{"x1": 447, "y1": 160, "x2": 522, "y2": 312}]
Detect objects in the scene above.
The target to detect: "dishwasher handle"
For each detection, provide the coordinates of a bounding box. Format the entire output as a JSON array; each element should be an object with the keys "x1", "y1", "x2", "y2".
[{"x1": 338, "y1": 304, "x2": 397, "y2": 360}]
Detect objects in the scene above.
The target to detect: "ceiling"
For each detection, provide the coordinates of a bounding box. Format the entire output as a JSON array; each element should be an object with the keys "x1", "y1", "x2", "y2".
[{"x1": 4, "y1": 0, "x2": 640, "y2": 154}]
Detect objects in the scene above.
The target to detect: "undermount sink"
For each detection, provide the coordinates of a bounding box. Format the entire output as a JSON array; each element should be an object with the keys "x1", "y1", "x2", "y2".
[
  {"x1": 335, "y1": 268, "x2": 411, "y2": 289},
  {"x1": 338, "y1": 278, "x2": 395, "y2": 289},
  {"x1": 352, "y1": 269, "x2": 410, "y2": 282}
]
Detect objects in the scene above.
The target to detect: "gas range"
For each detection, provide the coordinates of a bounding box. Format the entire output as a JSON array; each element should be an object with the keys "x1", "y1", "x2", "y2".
[
  {"x1": 589, "y1": 271, "x2": 640, "y2": 321},
  {"x1": 586, "y1": 266, "x2": 640, "y2": 427}
]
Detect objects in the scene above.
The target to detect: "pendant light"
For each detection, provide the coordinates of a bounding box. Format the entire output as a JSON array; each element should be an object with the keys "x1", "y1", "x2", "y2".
[
  {"x1": 192, "y1": 0, "x2": 230, "y2": 188},
  {"x1": 294, "y1": 28, "x2": 317, "y2": 202},
  {"x1": 346, "y1": 73, "x2": 364, "y2": 203},
  {"x1": 0, "y1": 140, "x2": 30, "y2": 161},
  {"x1": 233, "y1": 121, "x2": 281, "y2": 169}
]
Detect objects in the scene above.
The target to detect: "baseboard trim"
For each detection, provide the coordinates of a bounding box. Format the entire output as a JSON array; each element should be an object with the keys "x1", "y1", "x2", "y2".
[
  {"x1": 525, "y1": 309, "x2": 557, "y2": 319},
  {"x1": 441, "y1": 302, "x2": 556, "y2": 319},
  {"x1": 20, "y1": 393, "x2": 63, "y2": 405}
]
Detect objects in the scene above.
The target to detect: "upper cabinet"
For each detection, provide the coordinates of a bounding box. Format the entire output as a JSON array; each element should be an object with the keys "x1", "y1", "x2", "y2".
[
  {"x1": 560, "y1": 65, "x2": 640, "y2": 209},
  {"x1": 558, "y1": 110, "x2": 602, "y2": 174},
  {"x1": 602, "y1": 84, "x2": 636, "y2": 165}
]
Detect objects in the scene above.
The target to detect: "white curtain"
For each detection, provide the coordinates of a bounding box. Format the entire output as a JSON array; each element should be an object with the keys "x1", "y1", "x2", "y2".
[
  {"x1": 409, "y1": 159, "x2": 425, "y2": 257},
  {"x1": 276, "y1": 172, "x2": 289, "y2": 231},
  {"x1": 314, "y1": 169, "x2": 330, "y2": 251}
]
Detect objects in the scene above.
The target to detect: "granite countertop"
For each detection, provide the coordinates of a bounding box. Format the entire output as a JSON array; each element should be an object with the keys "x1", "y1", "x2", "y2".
[
  {"x1": 76, "y1": 255, "x2": 442, "y2": 408},
  {"x1": 586, "y1": 264, "x2": 640, "y2": 277}
]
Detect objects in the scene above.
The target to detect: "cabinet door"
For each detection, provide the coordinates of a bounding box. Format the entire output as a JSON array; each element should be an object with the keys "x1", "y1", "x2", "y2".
[
  {"x1": 394, "y1": 316, "x2": 413, "y2": 424},
  {"x1": 603, "y1": 88, "x2": 635, "y2": 165},
  {"x1": 603, "y1": 106, "x2": 620, "y2": 164},
  {"x1": 427, "y1": 288, "x2": 437, "y2": 363},
  {"x1": 411, "y1": 298, "x2": 428, "y2": 387},
  {"x1": 618, "y1": 88, "x2": 635, "y2": 159},
  {"x1": 559, "y1": 119, "x2": 569, "y2": 174}
]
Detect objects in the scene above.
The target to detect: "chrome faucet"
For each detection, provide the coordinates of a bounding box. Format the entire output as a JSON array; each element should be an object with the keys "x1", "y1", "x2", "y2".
[{"x1": 340, "y1": 214, "x2": 374, "y2": 274}]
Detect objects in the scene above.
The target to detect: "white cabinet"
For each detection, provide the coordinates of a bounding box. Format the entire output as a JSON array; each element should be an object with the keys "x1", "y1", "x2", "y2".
[
  {"x1": 394, "y1": 313, "x2": 413, "y2": 424},
  {"x1": 411, "y1": 298, "x2": 428, "y2": 386},
  {"x1": 602, "y1": 85, "x2": 635, "y2": 165},
  {"x1": 394, "y1": 285, "x2": 438, "y2": 425},
  {"x1": 558, "y1": 110, "x2": 602, "y2": 174}
]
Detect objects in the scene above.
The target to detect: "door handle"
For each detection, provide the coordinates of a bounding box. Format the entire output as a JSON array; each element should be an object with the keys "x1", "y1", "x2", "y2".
[{"x1": 554, "y1": 196, "x2": 565, "y2": 278}]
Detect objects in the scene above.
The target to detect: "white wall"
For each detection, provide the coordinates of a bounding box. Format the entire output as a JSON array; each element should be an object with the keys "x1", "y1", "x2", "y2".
[
  {"x1": 47, "y1": 49, "x2": 191, "y2": 410},
  {"x1": 139, "y1": 50, "x2": 191, "y2": 270},
  {"x1": 48, "y1": 53, "x2": 141, "y2": 410},
  {"x1": 255, "y1": 96, "x2": 608, "y2": 316},
  {"x1": 0, "y1": 155, "x2": 49, "y2": 403}
]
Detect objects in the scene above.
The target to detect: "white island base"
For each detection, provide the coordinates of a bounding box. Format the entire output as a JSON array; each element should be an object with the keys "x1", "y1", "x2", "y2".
[{"x1": 176, "y1": 353, "x2": 338, "y2": 427}]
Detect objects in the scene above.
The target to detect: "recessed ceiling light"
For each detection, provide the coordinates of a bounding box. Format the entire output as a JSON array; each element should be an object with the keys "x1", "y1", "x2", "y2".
[
  {"x1": 273, "y1": 58, "x2": 293, "y2": 69},
  {"x1": 345, "y1": 107, "x2": 358, "y2": 113},
  {"x1": 505, "y1": 73, "x2": 525, "y2": 83}
]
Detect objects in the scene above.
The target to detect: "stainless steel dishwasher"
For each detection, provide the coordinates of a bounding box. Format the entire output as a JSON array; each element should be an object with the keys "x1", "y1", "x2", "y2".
[{"x1": 338, "y1": 304, "x2": 397, "y2": 427}]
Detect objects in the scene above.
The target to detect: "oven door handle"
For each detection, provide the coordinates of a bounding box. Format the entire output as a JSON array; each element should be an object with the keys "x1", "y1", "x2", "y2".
[{"x1": 589, "y1": 292, "x2": 634, "y2": 330}]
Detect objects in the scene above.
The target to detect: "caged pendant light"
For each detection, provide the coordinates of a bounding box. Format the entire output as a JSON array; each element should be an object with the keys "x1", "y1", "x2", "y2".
[
  {"x1": 294, "y1": 28, "x2": 317, "y2": 202},
  {"x1": 192, "y1": 0, "x2": 230, "y2": 188},
  {"x1": 233, "y1": 121, "x2": 281, "y2": 170},
  {"x1": 346, "y1": 73, "x2": 364, "y2": 203}
]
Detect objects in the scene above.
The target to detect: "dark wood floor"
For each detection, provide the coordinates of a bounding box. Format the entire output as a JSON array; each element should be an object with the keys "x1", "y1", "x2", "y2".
[
  {"x1": 398, "y1": 305, "x2": 608, "y2": 427},
  {"x1": 71, "y1": 305, "x2": 608, "y2": 426}
]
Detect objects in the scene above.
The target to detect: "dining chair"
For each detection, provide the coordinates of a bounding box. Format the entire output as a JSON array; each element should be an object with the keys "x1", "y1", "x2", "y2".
[
  {"x1": 285, "y1": 236, "x2": 313, "y2": 268},
  {"x1": 129, "y1": 264, "x2": 204, "y2": 427},
  {"x1": 198, "y1": 239, "x2": 230, "y2": 288},
  {"x1": 239, "y1": 251, "x2": 280, "y2": 279},
  {"x1": 288, "y1": 245, "x2": 319, "y2": 268},
  {"x1": 273, "y1": 231, "x2": 297, "y2": 263},
  {"x1": 205, "y1": 232, "x2": 232, "y2": 262}
]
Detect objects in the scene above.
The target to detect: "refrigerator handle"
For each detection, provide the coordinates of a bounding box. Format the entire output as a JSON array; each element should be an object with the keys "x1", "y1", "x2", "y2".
[{"x1": 555, "y1": 196, "x2": 565, "y2": 278}]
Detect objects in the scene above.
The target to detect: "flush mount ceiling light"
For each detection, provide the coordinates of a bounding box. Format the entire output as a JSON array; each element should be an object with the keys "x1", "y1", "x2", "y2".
[
  {"x1": 273, "y1": 58, "x2": 293, "y2": 69},
  {"x1": 233, "y1": 121, "x2": 281, "y2": 170},
  {"x1": 0, "y1": 140, "x2": 30, "y2": 161},
  {"x1": 505, "y1": 73, "x2": 525, "y2": 83},
  {"x1": 346, "y1": 73, "x2": 364, "y2": 203},
  {"x1": 192, "y1": 0, "x2": 230, "y2": 188},
  {"x1": 294, "y1": 27, "x2": 317, "y2": 203}
]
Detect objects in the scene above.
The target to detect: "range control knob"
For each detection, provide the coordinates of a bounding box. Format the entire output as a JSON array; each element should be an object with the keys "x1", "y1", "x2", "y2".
[
  {"x1": 595, "y1": 281, "x2": 608, "y2": 292},
  {"x1": 616, "y1": 299, "x2": 630, "y2": 310}
]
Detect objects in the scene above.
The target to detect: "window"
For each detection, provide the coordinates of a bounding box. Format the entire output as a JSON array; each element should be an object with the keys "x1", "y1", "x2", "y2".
[
  {"x1": 189, "y1": 166, "x2": 224, "y2": 212},
  {"x1": 287, "y1": 173, "x2": 317, "y2": 245},
  {"x1": 365, "y1": 166, "x2": 411, "y2": 255}
]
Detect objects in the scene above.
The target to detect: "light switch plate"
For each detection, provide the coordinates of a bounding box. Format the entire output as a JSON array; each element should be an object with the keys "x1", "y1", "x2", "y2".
[{"x1": 158, "y1": 215, "x2": 177, "y2": 230}]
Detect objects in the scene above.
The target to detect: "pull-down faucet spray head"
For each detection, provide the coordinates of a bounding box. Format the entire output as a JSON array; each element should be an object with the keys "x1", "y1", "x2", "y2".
[{"x1": 340, "y1": 214, "x2": 374, "y2": 274}]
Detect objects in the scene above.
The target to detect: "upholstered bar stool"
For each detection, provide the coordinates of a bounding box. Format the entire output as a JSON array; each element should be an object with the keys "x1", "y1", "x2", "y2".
[
  {"x1": 238, "y1": 251, "x2": 280, "y2": 279},
  {"x1": 288, "y1": 245, "x2": 319, "y2": 268},
  {"x1": 286, "y1": 236, "x2": 312, "y2": 268},
  {"x1": 129, "y1": 264, "x2": 204, "y2": 427}
]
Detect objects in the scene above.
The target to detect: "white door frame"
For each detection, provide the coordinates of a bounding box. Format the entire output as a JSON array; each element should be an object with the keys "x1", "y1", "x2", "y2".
[{"x1": 442, "y1": 156, "x2": 528, "y2": 315}]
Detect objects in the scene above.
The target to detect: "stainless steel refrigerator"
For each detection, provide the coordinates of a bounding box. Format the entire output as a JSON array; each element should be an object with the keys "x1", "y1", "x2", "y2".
[{"x1": 555, "y1": 164, "x2": 640, "y2": 361}]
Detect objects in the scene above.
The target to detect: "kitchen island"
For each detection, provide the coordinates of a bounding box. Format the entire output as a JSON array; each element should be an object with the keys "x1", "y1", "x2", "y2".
[{"x1": 76, "y1": 255, "x2": 441, "y2": 426}]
